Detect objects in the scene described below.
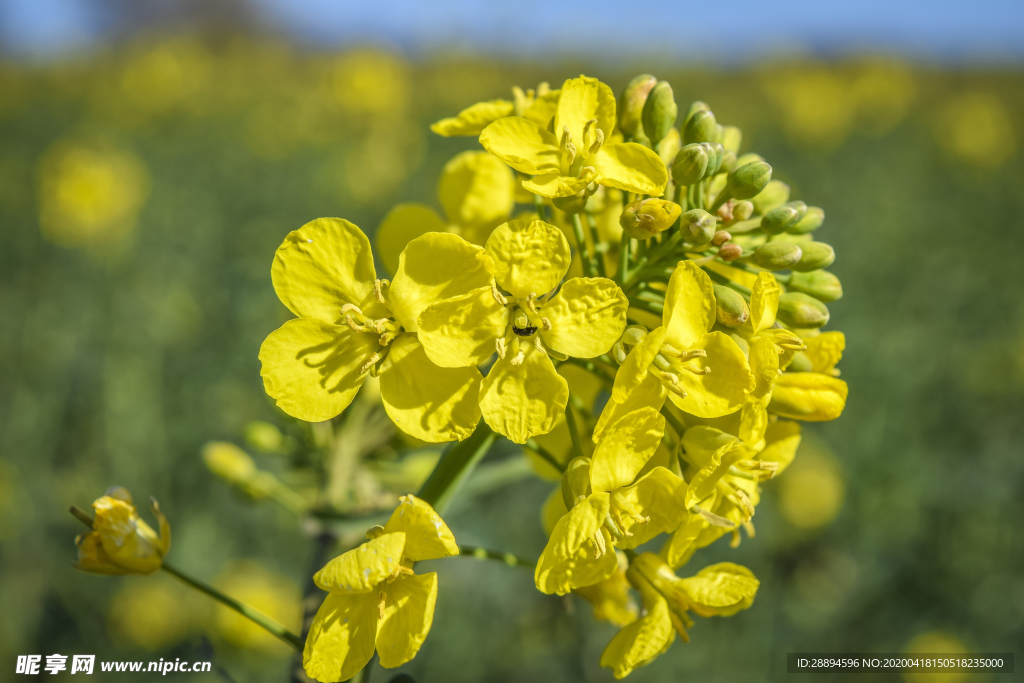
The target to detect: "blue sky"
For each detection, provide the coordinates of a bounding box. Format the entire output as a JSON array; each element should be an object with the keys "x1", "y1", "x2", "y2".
[{"x1": 2, "y1": 0, "x2": 1023, "y2": 62}]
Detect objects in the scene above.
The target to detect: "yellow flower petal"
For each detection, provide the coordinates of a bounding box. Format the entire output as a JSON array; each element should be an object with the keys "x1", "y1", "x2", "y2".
[
  {"x1": 678, "y1": 562, "x2": 759, "y2": 617},
  {"x1": 521, "y1": 172, "x2": 594, "y2": 199},
  {"x1": 541, "y1": 485, "x2": 569, "y2": 536},
  {"x1": 663, "y1": 261, "x2": 716, "y2": 350},
  {"x1": 389, "y1": 232, "x2": 493, "y2": 333},
  {"x1": 479, "y1": 117, "x2": 560, "y2": 176},
  {"x1": 749, "y1": 335, "x2": 781, "y2": 402},
  {"x1": 92, "y1": 496, "x2": 165, "y2": 574},
  {"x1": 590, "y1": 407, "x2": 665, "y2": 493},
  {"x1": 303, "y1": 591, "x2": 378, "y2": 683},
  {"x1": 747, "y1": 272, "x2": 779, "y2": 334},
  {"x1": 523, "y1": 89, "x2": 561, "y2": 127},
  {"x1": 592, "y1": 142, "x2": 668, "y2": 196},
  {"x1": 758, "y1": 420, "x2": 802, "y2": 475},
  {"x1": 485, "y1": 218, "x2": 571, "y2": 299},
  {"x1": 599, "y1": 578, "x2": 675, "y2": 679},
  {"x1": 479, "y1": 348, "x2": 569, "y2": 444},
  {"x1": 430, "y1": 99, "x2": 515, "y2": 137},
  {"x1": 739, "y1": 401, "x2": 769, "y2": 449},
  {"x1": 378, "y1": 334, "x2": 482, "y2": 443},
  {"x1": 313, "y1": 532, "x2": 406, "y2": 593},
  {"x1": 376, "y1": 572, "x2": 438, "y2": 669},
  {"x1": 659, "y1": 512, "x2": 706, "y2": 570},
  {"x1": 769, "y1": 372, "x2": 848, "y2": 421},
  {"x1": 542, "y1": 277, "x2": 628, "y2": 359},
  {"x1": 803, "y1": 331, "x2": 845, "y2": 374},
  {"x1": 671, "y1": 331, "x2": 753, "y2": 418},
  {"x1": 574, "y1": 570, "x2": 639, "y2": 628},
  {"x1": 376, "y1": 204, "x2": 448, "y2": 277},
  {"x1": 271, "y1": 217, "x2": 384, "y2": 323},
  {"x1": 535, "y1": 492, "x2": 617, "y2": 595},
  {"x1": 554, "y1": 76, "x2": 616, "y2": 151},
  {"x1": 609, "y1": 327, "x2": 666, "y2": 406},
  {"x1": 382, "y1": 495, "x2": 459, "y2": 562},
  {"x1": 417, "y1": 286, "x2": 508, "y2": 368},
  {"x1": 612, "y1": 467, "x2": 687, "y2": 549},
  {"x1": 259, "y1": 319, "x2": 375, "y2": 423},
  {"x1": 438, "y1": 151, "x2": 514, "y2": 237},
  {"x1": 682, "y1": 431, "x2": 750, "y2": 509}
]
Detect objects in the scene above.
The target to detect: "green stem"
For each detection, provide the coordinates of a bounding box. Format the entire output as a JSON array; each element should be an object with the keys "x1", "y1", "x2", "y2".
[
  {"x1": 705, "y1": 268, "x2": 752, "y2": 296},
  {"x1": 417, "y1": 423, "x2": 497, "y2": 515},
  {"x1": 570, "y1": 212, "x2": 596, "y2": 277},
  {"x1": 524, "y1": 439, "x2": 566, "y2": 474},
  {"x1": 627, "y1": 296, "x2": 664, "y2": 315},
  {"x1": 161, "y1": 562, "x2": 303, "y2": 651},
  {"x1": 564, "y1": 403, "x2": 585, "y2": 462},
  {"x1": 586, "y1": 213, "x2": 608, "y2": 277},
  {"x1": 533, "y1": 191, "x2": 547, "y2": 221},
  {"x1": 660, "y1": 406, "x2": 686, "y2": 440},
  {"x1": 617, "y1": 231, "x2": 631, "y2": 286},
  {"x1": 458, "y1": 544, "x2": 537, "y2": 569}
]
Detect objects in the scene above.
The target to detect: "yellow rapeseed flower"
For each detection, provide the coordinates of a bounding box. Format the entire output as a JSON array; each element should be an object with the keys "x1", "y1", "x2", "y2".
[
  {"x1": 74, "y1": 487, "x2": 170, "y2": 575},
  {"x1": 431, "y1": 82, "x2": 560, "y2": 136},
  {"x1": 376, "y1": 151, "x2": 515, "y2": 273},
  {"x1": 769, "y1": 331, "x2": 848, "y2": 421},
  {"x1": 417, "y1": 218, "x2": 628, "y2": 443},
  {"x1": 739, "y1": 271, "x2": 808, "y2": 404},
  {"x1": 479, "y1": 75, "x2": 667, "y2": 198},
  {"x1": 303, "y1": 495, "x2": 458, "y2": 682},
  {"x1": 259, "y1": 218, "x2": 493, "y2": 442}
]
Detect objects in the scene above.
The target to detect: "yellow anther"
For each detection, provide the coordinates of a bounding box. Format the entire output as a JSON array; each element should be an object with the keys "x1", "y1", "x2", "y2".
[
  {"x1": 589, "y1": 128, "x2": 605, "y2": 155},
  {"x1": 378, "y1": 330, "x2": 396, "y2": 346},
  {"x1": 345, "y1": 315, "x2": 366, "y2": 332},
  {"x1": 360, "y1": 351, "x2": 383, "y2": 374},
  {"x1": 525, "y1": 293, "x2": 540, "y2": 314},
  {"x1": 510, "y1": 349, "x2": 526, "y2": 366},
  {"x1": 581, "y1": 118, "x2": 597, "y2": 148},
  {"x1": 373, "y1": 279, "x2": 390, "y2": 304},
  {"x1": 377, "y1": 589, "x2": 387, "y2": 619},
  {"x1": 495, "y1": 337, "x2": 507, "y2": 360},
  {"x1": 682, "y1": 365, "x2": 712, "y2": 376},
  {"x1": 341, "y1": 303, "x2": 363, "y2": 316},
  {"x1": 590, "y1": 528, "x2": 607, "y2": 558},
  {"x1": 533, "y1": 336, "x2": 546, "y2": 355},
  {"x1": 541, "y1": 317, "x2": 552, "y2": 331},
  {"x1": 660, "y1": 345, "x2": 707, "y2": 360},
  {"x1": 490, "y1": 284, "x2": 508, "y2": 306}
]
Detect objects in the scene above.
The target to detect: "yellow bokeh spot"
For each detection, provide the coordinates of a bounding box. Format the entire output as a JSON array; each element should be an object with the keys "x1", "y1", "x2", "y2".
[
  {"x1": 37, "y1": 141, "x2": 149, "y2": 248},
  {"x1": 902, "y1": 631, "x2": 971, "y2": 683},
  {"x1": 213, "y1": 562, "x2": 301, "y2": 654},
  {"x1": 763, "y1": 67, "x2": 857, "y2": 150},
  {"x1": 108, "y1": 579, "x2": 193, "y2": 650},
  {"x1": 937, "y1": 92, "x2": 1016, "y2": 168},
  {"x1": 329, "y1": 49, "x2": 409, "y2": 117},
  {"x1": 121, "y1": 39, "x2": 211, "y2": 112},
  {"x1": 777, "y1": 439, "x2": 844, "y2": 529}
]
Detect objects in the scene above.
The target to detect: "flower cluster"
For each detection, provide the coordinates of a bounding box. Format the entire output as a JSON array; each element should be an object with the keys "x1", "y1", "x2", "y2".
[{"x1": 72, "y1": 73, "x2": 848, "y2": 682}]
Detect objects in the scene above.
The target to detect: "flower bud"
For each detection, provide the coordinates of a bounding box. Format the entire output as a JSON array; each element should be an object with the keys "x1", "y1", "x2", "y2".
[
  {"x1": 787, "y1": 269, "x2": 843, "y2": 302},
  {"x1": 718, "y1": 243, "x2": 742, "y2": 261},
  {"x1": 713, "y1": 285, "x2": 749, "y2": 326},
  {"x1": 786, "y1": 201, "x2": 808, "y2": 222},
  {"x1": 776, "y1": 292, "x2": 830, "y2": 328},
  {"x1": 792, "y1": 242, "x2": 835, "y2": 272},
  {"x1": 683, "y1": 109, "x2": 717, "y2": 146},
  {"x1": 671, "y1": 143, "x2": 708, "y2": 186},
  {"x1": 760, "y1": 206, "x2": 801, "y2": 235},
  {"x1": 561, "y1": 456, "x2": 592, "y2": 509},
  {"x1": 680, "y1": 209, "x2": 717, "y2": 246},
  {"x1": 642, "y1": 81, "x2": 678, "y2": 146},
  {"x1": 73, "y1": 488, "x2": 171, "y2": 575},
  {"x1": 754, "y1": 241, "x2": 802, "y2": 270},
  {"x1": 244, "y1": 420, "x2": 285, "y2": 453},
  {"x1": 719, "y1": 125, "x2": 742, "y2": 153},
  {"x1": 788, "y1": 206, "x2": 825, "y2": 234},
  {"x1": 712, "y1": 230, "x2": 731, "y2": 246},
  {"x1": 720, "y1": 149, "x2": 737, "y2": 174},
  {"x1": 683, "y1": 101, "x2": 709, "y2": 123},
  {"x1": 618, "y1": 74, "x2": 658, "y2": 138},
  {"x1": 725, "y1": 161, "x2": 772, "y2": 200},
  {"x1": 620, "y1": 198, "x2": 682, "y2": 239},
  {"x1": 203, "y1": 441, "x2": 256, "y2": 485},
  {"x1": 751, "y1": 180, "x2": 790, "y2": 215},
  {"x1": 701, "y1": 142, "x2": 725, "y2": 176},
  {"x1": 553, "y1": 192, "x2": 589, "y2": 214},
  {"x1": 731, "y1": 200, "x2": 754, "y2": 222}
]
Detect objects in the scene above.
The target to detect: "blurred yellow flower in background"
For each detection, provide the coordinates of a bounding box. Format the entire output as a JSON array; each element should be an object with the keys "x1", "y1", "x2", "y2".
[
  {"x1": 329, "y1": 49, "x2": 410, "y2": 118},
  {"x1": 37, "y1": 140, "x2": 149, "y2": 248},
  {"x1": 777, "y1": 438, "x2": 844, "y2": 529},
  {"x1": 213, "y1": 561, "x2": 301, "y2": 653},
  {"x1": 108, "y1": 578, "x2": 194, "y2": 650},
  {"x1": 937, "y1": 92, "x2": 1016, "y2": 168},
  {"x1": 902, "y1": 631, "x2": 972, "y2": 683},
  {"x1": 120, "y1": 38, "x2": 212, "y2": 113}
]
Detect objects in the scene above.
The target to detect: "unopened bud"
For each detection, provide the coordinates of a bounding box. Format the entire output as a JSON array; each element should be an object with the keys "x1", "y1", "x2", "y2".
[
  {"x1": 553, "y1": 191, "x2": 589, "y2": 214},
  {"x1": 792, "y1": 242, "x2": 835, "y2": 272},
  {"x1": 561, "y1": 456, "x2": 593, "y2": 509},
  {"x1": 751, "y1": 180, "x2": 790, "y2": 215},
  {"x1": 718, "y1": 243, "x2": 742, "y2": 261},
  {"x1": 203, "y1": 442, "x2": 255, "y2": 485},
  {"x1": 719, "y1": 125, "x2": 742, "y2": 153},
  {"x1": 787, "y1": 269, "x2": 843, "y2": 302},
  {"x1": 620, "y1": 198, "x2": 682, "y2": 239},
  {"x1": 683, "y1": 109, "x2": 717, "y2": 145},
  {"x1": 671, "y1": 143, "x2": 708, "y2": 186},
  {"x1": 712, "y1": 230, "x2": 731, "y2": 246},
  {"x1": 725, "y1": 161, "x2": 772, "y2": 201},
  {"x1": 760, "y1": 206, "x2": 801, "y2": 235},
  {"x1": 786, "y1": 201, "x2": 808, "y2": 222},
  {"x1": 788, "y1": 206, "x2": 825, "y2": 234},
  {"x1": 680, "y1": 209, "x2": 717, "y2": 246},
  {"x1": 713, "y1": 285, "x2": 749, "y2": 326},
  {"x1": 618, "y1": 74, "x2": 658, "y2": 138},
  {"x1": 701, "y1": 142, "x2": 725, "y2": 176},
  {"x1": 731, "y1": 200, "x2": 754, "y2": 222},
  {"x1": 720, "y1": 149, "x2": 737, "y2": 174},
  {"x1": 754, "y1": 241, "x2": 802, "y2": 270},
  {"x1": 641, "y1": 81, "x2": 678, "y2": 146},
  {"x1": 776, "y1": 292, "x2": 830, "y2": 328},
  {"x1": 244, "y1": 421, "x2": 285, "y2": 453}
]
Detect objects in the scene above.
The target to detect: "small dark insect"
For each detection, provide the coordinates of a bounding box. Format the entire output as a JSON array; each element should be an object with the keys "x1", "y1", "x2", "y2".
[{"x1": 512, "y1": 325, "x2": 538, "y2": 337}]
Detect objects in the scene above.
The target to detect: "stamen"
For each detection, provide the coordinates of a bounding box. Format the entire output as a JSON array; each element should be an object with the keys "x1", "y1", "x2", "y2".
[
  {"x1": 525, "y1": 293, "x2": 540, "y2": 314},
  {"x1": 692, "y1": 505, "x2": 736, "y2": 528},
  {"x1": 681, "y1": 365, "x2": 711, "y2": 376},
  {"x1": 660, "y1": 346, "x2": 707, "y2": 361},
  {"x1": 730, "y1": 529, "x2": 742, "y2": 548},
  {"x1": 345, "y1": 315, "x2": 366, "y2": 332},
  {"x1": 742, "y1": 520, "x2": 756, "y2": 538},
  {"x1": 378, "y1": 330, "x2": 396, "y2": 346},
  {"x1": 373, "y1": 279, "x2": 390, "y2": 304},
  {"x1": 341, "y1": 303, "x2": 363, "y2": 316},
  {"x1": 360, "y1": 351, "x2": 383, "y2": 374},
  {"x1": 372, "y1": 318, "x2": 387, "y2": 335},
  {"x1": 590, "y1": 528, "x2": 607, "y2": 558},
  {"x1": 533, "y1": 336, "x2": 546, "y2": 355},
  {"x1": 589, "y1": 128, "x2": 604, "y2": 155},
  {"x1": 510, "y1": 349, "x2": 526, "y2": 366},
  {"x1": 495, "y1": 337, "x2": 507, "y2": 360},
  {"x1": 541, "y1": 317, "x2": 552, "y2": 331},
  {"x1": 490, "y1": 284, "x2": 508, "y2": 306},
  {"x1": 581, "y1": 118, "x2": 597, "y2": 149}
]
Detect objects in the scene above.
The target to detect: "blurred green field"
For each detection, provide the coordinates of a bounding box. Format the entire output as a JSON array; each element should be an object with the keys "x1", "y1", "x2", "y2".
[{"x1": 1, "y1": 35, "x2": 1023, "y2": 682}]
